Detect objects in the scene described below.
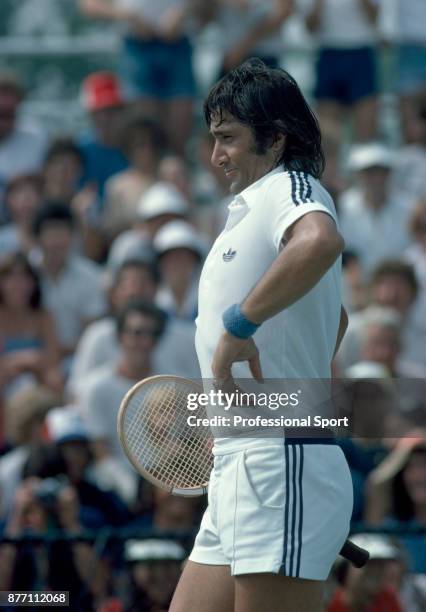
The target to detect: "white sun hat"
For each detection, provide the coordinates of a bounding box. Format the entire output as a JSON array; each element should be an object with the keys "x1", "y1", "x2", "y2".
[
  {"x1": 153, "y1": 220, "x2": 207, "y2": 258},
  {"x1": 348, "y1": 143, "x2": 395, "y2": 172},
  {"x1": 137, "y1": 182, "x2": 190, "y2": 221}
]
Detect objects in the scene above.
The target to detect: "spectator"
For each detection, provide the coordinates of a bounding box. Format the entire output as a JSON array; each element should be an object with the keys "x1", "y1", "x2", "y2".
[
  {"x1": 337, "y1": 260, "x2": 426, "y2": 377},
  {"x1": 32, "y1": 203, "x2": 107, "y2": 362},
  {"x1": 0, "y1": 386, "x2": 61, "y2": 519},
  {"x1": 41, "y1": 407, "x2": 131, "y2": 526},
  {"x1": 358, "y1": 311, "x2": 402, "y2": 377},
  {"x1": 77, "y1": 300, "x2": 166, "y2": 480},
  {"x1": 158, "y1": 154, "x2": 193, "y2": 203},
  {"x1": 43, "y1": 138, "x2": 84, "y2": 205},
  {"x1": 390, "y1": 96, "x2": 426, "y2": 202},
  {"x1": 68, "y1": 259, "x2": 199, "y2": 397},
  {"x1": 78, "y1": 72, "x2": 129, "y2": 201},
  {"x1": 327, "y1": 534, "x2": 404, "y2": 612},
  {"x1": 79, "y1": 1, "x2": 197, "y2": 156},
  {"x1": 103, "y1": 116, "x2": 167, "y2": 238},
  {"x1": 0, "y1": 173, "x2": 44, "y2": 259},
  {"x1": 0, "y1": 252, "x2": 63, "y2": 399},
  {"x1": 300, "y1": 0, "x2": 379, "y2": 142},
  {"x1": 123, "y1": 539, "x2": 186, "y2": 612},
  {"x1": 0, "y1": 477, "x2": 97, "y2": 610},
  {"x1": 341, "y1": 250, "x2": 368, "y2": 313},
  {"x1": 404, "y1": 200, "x2": 426, "y2": 322},
  {"x1": 213, "y1": 0, "x2": 293, "y2": 75},
  {"x1": 154, "y1": 220, "x2": 205, "y2": 320},
  {"x1": 0, "y1": 71, "x2": 47, "y2": 218},
  {"x1": 365, "y1": 434, "x2": 426, "y2": 574},
  {"x1": 106, "y1": 181, "x2": 190, "y2": 273},
  {"x1": 339, "y1": 143, "x2": 412, "y2": 274}
]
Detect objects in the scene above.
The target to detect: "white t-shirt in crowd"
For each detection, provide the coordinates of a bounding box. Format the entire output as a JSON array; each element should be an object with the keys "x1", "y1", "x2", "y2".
[
  {"x1": 217, "y1": 0, "x2": 283, "y2": 58},
  {"x1": 297, "y1": 0, "x2": 379, "y2": 47},
  {"x1": 339, "y1": 187, "x2": 412, "y2": 274},
  {"x1": 379, "y1": 0, "x2": 426, "y2": 43},
  {"x1": 68, "y1": 315, "x2": 200, "y2": 396},
  {"x1": 117, "y1": 0, "x2": 185, "y2": 28},
  {"x1": 78, "y1": 364, "x2": 140, "y2": 465},
  {"x1": 40, "y1": 255, "x2": 107, "y2": 349}
]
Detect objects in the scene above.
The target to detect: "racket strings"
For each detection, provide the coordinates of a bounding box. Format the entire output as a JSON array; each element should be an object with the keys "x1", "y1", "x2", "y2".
[{"x1": 121, "y1": 379, "x2": 212, "y2": 489}]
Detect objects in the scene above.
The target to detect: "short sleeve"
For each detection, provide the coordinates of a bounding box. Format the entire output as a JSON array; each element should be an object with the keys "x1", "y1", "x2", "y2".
[{"x1": 264, "y1": 172, "x2": 338, "y2": 252}]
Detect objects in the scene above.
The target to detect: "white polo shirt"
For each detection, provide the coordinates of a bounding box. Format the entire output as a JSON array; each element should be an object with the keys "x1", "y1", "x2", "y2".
[{"x1": 195, "y1": 167, "x2": 342, "y2": 381}]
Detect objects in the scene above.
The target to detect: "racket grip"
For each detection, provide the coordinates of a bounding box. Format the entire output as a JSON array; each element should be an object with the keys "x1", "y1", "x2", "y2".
[{"x1": 339, "y1": 539, "x2": 370, "y2": 568}]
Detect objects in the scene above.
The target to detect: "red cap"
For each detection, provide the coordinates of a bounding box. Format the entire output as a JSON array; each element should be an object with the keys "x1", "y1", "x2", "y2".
[{"x1": 81, "y1": 71, "x2": 124, "y2": 111}]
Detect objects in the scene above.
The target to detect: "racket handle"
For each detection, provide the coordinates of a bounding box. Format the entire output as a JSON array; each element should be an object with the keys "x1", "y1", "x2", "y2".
[{"x1": 339, "y1": 539, "x2": 370, "y2": 568}]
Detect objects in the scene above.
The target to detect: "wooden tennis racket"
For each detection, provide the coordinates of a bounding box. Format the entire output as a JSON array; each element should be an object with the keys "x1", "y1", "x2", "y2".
[{"x1": 117, "y1": 374, "x2": 369, "y2": 567}]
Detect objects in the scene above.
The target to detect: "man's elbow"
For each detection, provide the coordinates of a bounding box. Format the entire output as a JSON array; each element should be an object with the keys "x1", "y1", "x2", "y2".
[{"x1": 314, "y1": 229, "x2": 345, "y2": 262}]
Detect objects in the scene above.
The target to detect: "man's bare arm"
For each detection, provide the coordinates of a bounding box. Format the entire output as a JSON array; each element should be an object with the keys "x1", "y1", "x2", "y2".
[{"x1": 241, "y1": 212, "x2": 344, "y2": 324}]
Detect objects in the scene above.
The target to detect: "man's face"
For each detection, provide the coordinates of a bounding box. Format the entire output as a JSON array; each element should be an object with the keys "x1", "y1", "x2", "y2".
[
  {"x1": 210, "y1": 111, "x2": 278, "y2": 194},
  {"x1": 372, "y1": 274, "x2": 415, "y2": 315}
]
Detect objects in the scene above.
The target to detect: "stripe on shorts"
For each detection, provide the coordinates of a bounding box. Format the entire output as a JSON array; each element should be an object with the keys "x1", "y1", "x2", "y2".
[{"x1": 281, "y1": 443, "x2": 304, "y2": 577}]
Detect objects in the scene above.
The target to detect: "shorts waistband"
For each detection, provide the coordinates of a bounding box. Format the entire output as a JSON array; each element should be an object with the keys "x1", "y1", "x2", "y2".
[{"x1": 284, "y1": 427, "x2": 336, "y2": 445}]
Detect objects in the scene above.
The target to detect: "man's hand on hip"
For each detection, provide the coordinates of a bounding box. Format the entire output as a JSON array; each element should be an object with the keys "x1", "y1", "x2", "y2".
[{"x1": 211, "y1": 332, "x2": 264, "y2": 385}]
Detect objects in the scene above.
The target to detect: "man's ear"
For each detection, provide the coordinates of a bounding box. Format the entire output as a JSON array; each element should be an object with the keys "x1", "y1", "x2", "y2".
[{"x1": 272, "y1": 133, "x2": 286, "y2": 153}]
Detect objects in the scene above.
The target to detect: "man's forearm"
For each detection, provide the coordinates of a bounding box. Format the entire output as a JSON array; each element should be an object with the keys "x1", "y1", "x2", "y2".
[{"x1": 241, "y1": 215, "x2": 344, "y2": 324}]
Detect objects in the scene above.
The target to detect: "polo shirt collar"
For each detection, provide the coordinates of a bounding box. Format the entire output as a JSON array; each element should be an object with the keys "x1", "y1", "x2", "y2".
[{"x1": 229, "y1": 166, "x2": 284, "y2": 210}]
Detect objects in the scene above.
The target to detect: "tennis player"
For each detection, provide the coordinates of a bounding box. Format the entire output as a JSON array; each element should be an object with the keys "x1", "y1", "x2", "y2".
[{"x1": 170, "y1": 59, "x2": 353, "y2": 612}]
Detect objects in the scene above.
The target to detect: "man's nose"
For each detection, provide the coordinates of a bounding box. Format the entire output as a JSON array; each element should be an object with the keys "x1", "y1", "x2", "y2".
[{"x1": 211, "y1": 141, "x2": 227, "y2": 168}]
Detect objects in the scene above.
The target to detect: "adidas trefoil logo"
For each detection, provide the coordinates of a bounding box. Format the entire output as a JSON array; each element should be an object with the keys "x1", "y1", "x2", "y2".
[{"x1": 223, "y1": 248, "x2": 237, "y2": 262}]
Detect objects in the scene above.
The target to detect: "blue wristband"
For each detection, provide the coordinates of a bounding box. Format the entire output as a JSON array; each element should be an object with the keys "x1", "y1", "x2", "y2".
[{"x1": 222, "y1": 303, "x2": 261, "y2": 339}]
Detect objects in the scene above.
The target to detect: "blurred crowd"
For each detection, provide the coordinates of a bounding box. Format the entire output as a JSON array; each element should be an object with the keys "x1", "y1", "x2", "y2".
[{"x1": 0, "y1": 0, "x2": 425, "y2": 610}]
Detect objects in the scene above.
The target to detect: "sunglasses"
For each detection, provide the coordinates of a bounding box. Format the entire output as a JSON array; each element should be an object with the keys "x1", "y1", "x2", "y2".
[{"x1": 122, "y1": 326, "x2": 159, "y2": 338}]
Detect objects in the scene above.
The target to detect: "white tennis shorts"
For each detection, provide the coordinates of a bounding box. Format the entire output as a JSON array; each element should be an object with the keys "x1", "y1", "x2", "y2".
[{"x1": 189, "y1": 438, "x2": 353, "y2": 580}]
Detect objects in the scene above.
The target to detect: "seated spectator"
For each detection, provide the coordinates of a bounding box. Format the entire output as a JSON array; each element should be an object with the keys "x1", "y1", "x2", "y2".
[
  {"x1": 68, "y1": 259, "x2": 199, "y2": 398},
  {"x1": 339, "y1": 143, "x2": 412, "y2": 274},
  {"x1": 327, "y1": 534, "x2": 404, "y2": 612},
  {"x1": 336, "y1": 260, "x2": 424, "y2": 377},
  {"x1": 0, "y1": 71, "x2": 47, "y2": 218},
  {"x1": 390, "y1": 96, "x2": 426, "y2": 202},
  {"x1": 43, "y1": 138, "x2": 108, "y2": 262},
  {"x1": 106, "y1": 181, "x2": 190, "y2": 273},
  {"x1": 159, "y1": 155, "x2": 193, "y2": 203},
  {"x1": 0, "y1": 477, "x2": 97, "y2": 610},
  {"x1": 0, "y1": 173, "x2": 44, "y2": 259},
  {"x1": 0, "y1": 386, "x2": 61, "y2": 519},
  {"x1": 365, "y1": 434, "x2": 426, "y2": 574},
  {"x1": 78, "y1": 72, "x2": 128, "y2": 201},
  {"x1": 0, "y1": 253, "x2": 63, "y2": 399},
  {"x1": 300, "y1": 0, "x2": 379, "y2": 142},
  {"x1": 404, "y1": 200, "x2": 426, "y2": 347},
  {"x1": 77, "y1": 301, "x2": 166, "y2": 483},
  {"x1": 342, "y1": 250, "x2": 367, "y2": 313},
  {"x1": 103, "y1": 116, "x2": 167, "y2": 239},
  {"x1": 123, "y1": 539, "x2": 186, "y2": 612},
  {"x1": 43, "y1": 138, "x2": 84, "y2": 205},
  {"x1": 154, "y1": 220, "x2": 206, "y2": 320},
  {"x1": 32, "y1": 204, "x2": 107, "y2": 362},
  {"x1": 358, "y1": 312, "x2": 402, "y2": 377},
  {"x1": 40, "y1": 407, "x2": 130, "y2": 526}
]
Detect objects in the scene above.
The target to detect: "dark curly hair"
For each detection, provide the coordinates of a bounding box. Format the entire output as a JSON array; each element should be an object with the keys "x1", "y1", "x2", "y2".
[{"x1": 204, "y1": 58, "x2": 325, "y2": 179}]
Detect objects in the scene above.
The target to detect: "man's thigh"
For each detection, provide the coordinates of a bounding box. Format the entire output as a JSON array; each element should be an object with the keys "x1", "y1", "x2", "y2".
[
  {"x1": 169, "y1": 561, "x2": 234, "y2": 612},
  {"x1": 235, "y1": 573, "x2": 325, "y2": 612}
]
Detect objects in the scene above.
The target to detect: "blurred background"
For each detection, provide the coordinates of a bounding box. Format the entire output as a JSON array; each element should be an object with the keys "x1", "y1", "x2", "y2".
[{"x1": 0, "y1": 1, "x2": 425, "y2": 610}]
